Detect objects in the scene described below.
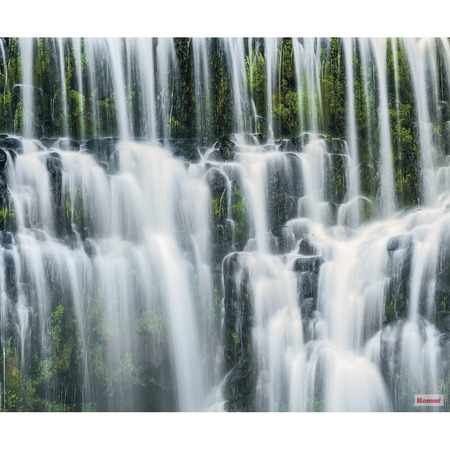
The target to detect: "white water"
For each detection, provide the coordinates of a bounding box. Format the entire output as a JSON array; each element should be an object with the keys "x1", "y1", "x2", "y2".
[
  {"x1": 18, "y1": 38, "x2": 35, "y2": 138},
  {"x1": 71, "y1": 38, "x2": 86, "y2": 139},
  {"x1": 193, "y1": 38, "x2": 212, "y2": 140},
  {"x1": 57, "y1": 38, "x2": 69, "y2": 138},
  {"x1": 343, "y1": 38, "x2": 362, "y2": 227},
  {"x1": 372, "y1": 38, "x2": 396, "y2": 217},
  {"x1": 404, "y1": 38, "x2": 439, "y2": 205}
]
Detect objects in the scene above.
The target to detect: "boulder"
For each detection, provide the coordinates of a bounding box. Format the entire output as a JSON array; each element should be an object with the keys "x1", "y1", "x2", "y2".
[
  {"x1": 163, "y1": 139, "x2": 201, "y2": 163},
  {"x1": 84, "y1": 137, "x2": 119, "y2": 173},
  {"x1": 0, "y1": 231, "x2": 13, "y2": 247},
  {"x1": 298, "y1": 236, "x2": 318, "y2": 256},
  {"x1": 219, "y1": 140, "x2": 236, "y2": 161},
  {"x1": 293, "y1": 256, "x2": 325, "y2": 275},
  {"x1": 0, "y1": 136, "x2": 23, "y2": 154},
  {"x1": 0, "y1": 148, "x2": 8, "y2": 169}
]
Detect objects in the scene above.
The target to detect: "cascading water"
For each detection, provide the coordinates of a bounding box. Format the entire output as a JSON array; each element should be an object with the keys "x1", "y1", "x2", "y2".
[{"x1": 0, "y1": 37, "x2": 448, "y2": 412}]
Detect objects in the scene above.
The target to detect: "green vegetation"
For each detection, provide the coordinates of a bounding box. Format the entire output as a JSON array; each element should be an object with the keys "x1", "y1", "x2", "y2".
[
  {"x1": 321, "y1": 38, "x2": 346, "y2": 137},
  {"x1": 231, "y1": 183, "x2": 249, "y2": 250}
]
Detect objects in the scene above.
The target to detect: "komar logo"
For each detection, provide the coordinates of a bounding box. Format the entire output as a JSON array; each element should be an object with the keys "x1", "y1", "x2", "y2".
[{"x1": 414, "y1": 395, "x2": 444, "y2": 406}]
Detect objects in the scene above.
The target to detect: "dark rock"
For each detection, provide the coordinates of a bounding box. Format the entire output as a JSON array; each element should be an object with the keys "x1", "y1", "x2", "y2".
[
  {"x1": 293, "y1": 256, "x2": 325, "y2": 275},
  {"x1": 0, "y1": 231, "x2": 13, "y2": 247},
  {"x1": 163, "y1": 139, "x2": 201, "y2": 163},
  {"x1": 328, "y1": 138, "x2": 346, "y2": 155},
  {"x1": 3, "y1": 249, "x2": 17, "y2": 303},
  {"x1": 219, "y1": 140, "x2": 236, "y2": 161},
  {"x1": 289, "y1": 133, "x2": 315, "y2": 151},
  {"x1": 439, "y1": 334, "x2": 450, "y2": 376},
  {"x1": 300, "y1": 297, "x2": 317, "y2": 319},
  {"x1": 298, "y1": 271, "x2": 319, "y2": 300},
  {"x1": 0, "y1": 136, "x2": 23, "y2": 154},
  {"x1": 276, "y1": 139, "x2": 297, "y2": 152},
  {"x1": 284, "y1": 153, "x2": 303, "y2": 198},
  {"x1": 206, "y1": 167, "x2": 232, "y2": 265},
  {"x1": 266, "y1": 154, "x2": 302, "y2": 237},
  {"x1": 46, "y1": 151, "x2": 62, "y2": 175},
  {"x1": 435, "y1": 261, "x2": 450, "y2": 332},
  {"x1": 83, "y1": 239, "x2": 97, "y2": 257},
  {"x1": 223, "y1": 253, "x2": 256, "y2": 411},
  {"x1": 84, "y1": 137, "x2": 119, "y2": 173},
  {"x1": 324, "y1": 153, "x2": 348, "y2": 204},
  {"x1": 206, "y1": 149, "x2": 222, "y2": 162},
  {"x1": 298, "y1": 236, "x2": 318, "y2": 255},
  {"x1": 0, "y1": 149, "x2": 8, "y2": 168},
  {"x1": 206, "y1": 167, "x2": 228, "y2": 197}
]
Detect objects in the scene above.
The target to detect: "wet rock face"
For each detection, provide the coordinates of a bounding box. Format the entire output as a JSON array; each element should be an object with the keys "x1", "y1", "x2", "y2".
[
  {"x1": 0, "y1": 148, "x2": 8, "y2": 169},
  {"x1": 0, "y1": 136, "x2": 23, "y2": 154},
  {"x1": 0, "y1": 150, "x2": 8, "y2": 206},
  {"x1": 223, "y1": 253, "x2": 256, "y2": 411},
  {"x1": 384, "y1": 233, "x2": 415, "y2": 322},
  {"x1": 218, "y1": 137, "x2": 236, "y2": 161},
  {"x1": 298, "y1": 236, "x2": 318, "y2": 256},
  {"x1": 266, "y1": 154, "x2": 302, "y2": 238},
  {"x1": 324, "y1": 153, "x2": 348, "y2": 205},
  {"x1": 206, "y1": 168, "x2": 233, "y2": 270},
  {"x1": 293, "y1": 256, "x2": 325, "y2": 275},
  {"x1": 46, "y1": 152, "x2": 65, "y2": 236},
  {"x1": 84, "y1": 137, "x2": 120, "y2": 174},
  {"x1": 162, "y1": 139, "x2": 202, "y2": 163}
]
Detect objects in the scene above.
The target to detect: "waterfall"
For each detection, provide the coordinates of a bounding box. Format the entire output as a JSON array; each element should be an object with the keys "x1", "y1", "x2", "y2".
[
  {"x1": 193, "y1": 38, "x2": 212, "y2": 140},
  {"x1": 18, "y1": 38, "x2": 35, "y2": 139},
  {"x1": 0, "y1": 37, "x2": 448, "y2": 412},
  {"x1": 372, "y1": 38, "x2": 396, "y2": 217},
  {"x1": 342, "y1": 38, "x2": 362, "y2": 227}
]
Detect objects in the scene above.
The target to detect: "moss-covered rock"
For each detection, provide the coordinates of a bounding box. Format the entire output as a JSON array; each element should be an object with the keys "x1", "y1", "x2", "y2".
[{"x1": 223, "y1": 253, "x2": 256, "y2": 411}]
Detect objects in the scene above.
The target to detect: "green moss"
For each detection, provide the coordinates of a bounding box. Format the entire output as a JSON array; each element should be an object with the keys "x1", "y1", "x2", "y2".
[
  {"x1": 321, "y1": 38, "x2": 346, "y2": 137},
  {"x1": 231, "y1": 183, "x2": 249, "y2": 250},
  {"x1": 212, "y1": 194, "x2": 227, "y2": 225},
  {"x1": 438, "y1": 311, "x2": 450, "y2": 332},
  {"x1": 385, "y1": 301, "x2": 395, "y2": 322},
  {"x1": 49, "y1": 304, "x2": 64, "y2": 353},
  {"x1": 13, "y1": 100, "x2": 23, "y2": 134},
  {"x1": 273, "y1": 90, "x2": 299, "y2": 137}
]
